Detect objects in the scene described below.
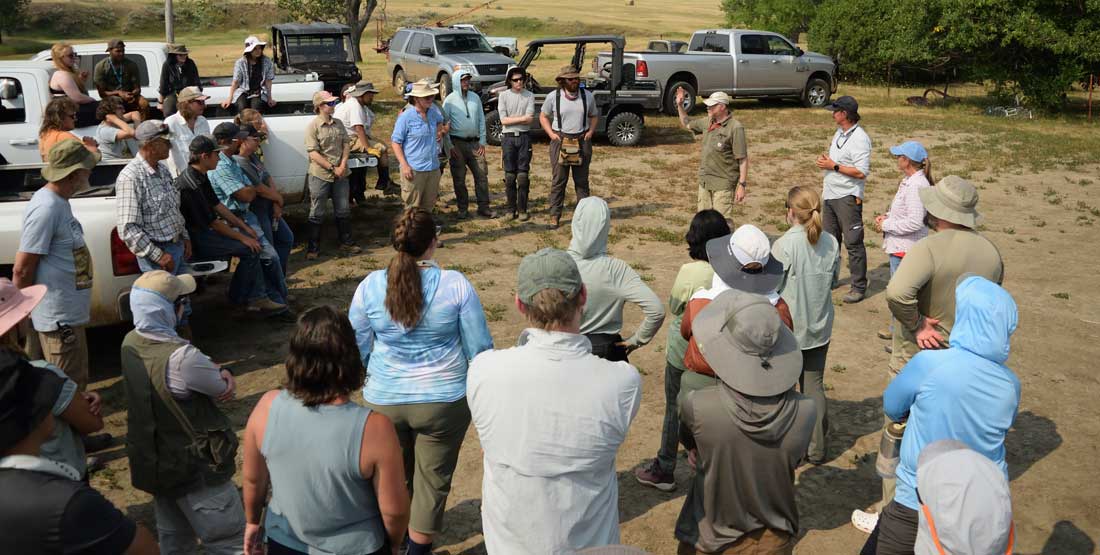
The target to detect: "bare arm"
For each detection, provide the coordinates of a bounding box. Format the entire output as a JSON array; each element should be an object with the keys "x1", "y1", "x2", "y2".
[
  {"x1": 353, "y1": 124, "x2": 370, "y2": 149},
  {"x1": 212, "y1": 203, "x2": 252, "y2": 234},
  {"x1": 59, "y1": 392, "x2": 104, "y2": 435},
  {"x1": 242, "y1": 391, "x2": 277, "y2": 555},
  {"x1": 231, "y1": 187, "x2": 257, "y2": 203},
  {"x1": 538, "y1": 112, "x2": 559, "y2": 141},
  {"x1": 362, "y1": 412, "x2": 410, "y2": 552},
  {"x1": 675, "y1": 87, "x2": 692, "y2": 128},
  {"x1": 12, "y1": 252, "x2": 41, "y2": 289}
]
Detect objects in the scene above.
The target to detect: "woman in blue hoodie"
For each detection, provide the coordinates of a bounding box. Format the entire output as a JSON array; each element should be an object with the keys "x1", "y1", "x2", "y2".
[{"x1": 348, "y1": 207, "x2": 493, "y2": 555}]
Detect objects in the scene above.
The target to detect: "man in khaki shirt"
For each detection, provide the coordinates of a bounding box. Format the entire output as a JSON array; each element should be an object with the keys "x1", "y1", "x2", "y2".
[
  {"x1": 304, "y1": 90, "x2": 355, "y2": 259},
  {"x1": 676, "y1": 89, "x2": 749, "y2": 219}
]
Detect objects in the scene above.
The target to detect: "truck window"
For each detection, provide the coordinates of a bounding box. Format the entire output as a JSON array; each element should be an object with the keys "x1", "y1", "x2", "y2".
[
  {"x1": 739, "y1": 35, "x2": 769, "y2": 55},
  {"x1": 435, "y1": 34, "x2": 495, "y2": 55},
  {"x1": 284, "y1": 34, "x2": 353, "y2": 64},
  {"x1": 0, "y1": 76, "x2": 27, "y2": 124},
  {"x1": 391, "y1": 30, "x2": 411, "y2": 53},
  {"x1": 702, "y1": 34, "x2": 730, "y2": 53},
  {"x1": 409, "y1": 33, "x2": 431, "y2": 55},
  {"x1": 766, "y1": 36, "x2": 798, "y2": 56},
  {"x1": 688, "y1": 34, "x2": 706, "y2": 52},
  {"x1": 80, "y1": 54, "x2": 150, "y2": 87}
]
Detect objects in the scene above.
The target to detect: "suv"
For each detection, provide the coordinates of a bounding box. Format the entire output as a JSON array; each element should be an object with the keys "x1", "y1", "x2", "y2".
[{"x1": 387, "y1": 26, "x2": 515, "y2": 97}]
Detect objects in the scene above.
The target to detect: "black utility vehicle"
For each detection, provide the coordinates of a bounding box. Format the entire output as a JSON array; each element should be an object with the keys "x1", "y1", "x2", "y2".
[{"x1": 271, "y1": 23, "x2": 362, "y2": 94}]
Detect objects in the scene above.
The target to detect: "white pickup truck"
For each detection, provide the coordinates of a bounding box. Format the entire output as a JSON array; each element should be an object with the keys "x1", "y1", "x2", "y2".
[
  {"x1": 29, "y1": 42, "x2": 324, "y2": 118},
  {"x1": 0, "y1": 61, "x2": 316, "y2": 327}
]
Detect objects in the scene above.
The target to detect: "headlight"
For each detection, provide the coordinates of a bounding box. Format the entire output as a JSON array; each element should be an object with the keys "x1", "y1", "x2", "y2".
[{"x1": 453, "y1": 64, "x2": 478, "y2": 75}]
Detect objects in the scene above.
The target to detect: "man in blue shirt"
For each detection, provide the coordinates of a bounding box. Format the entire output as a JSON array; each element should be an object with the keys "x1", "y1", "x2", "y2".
[
  {"x1": 392, "y1": 81, "x2": 447, "y2": 212},
  {"x1": 442, "y1": 70, "x2": 493, "y2": 219},
  {"x1": 861, "y1": 275, "x2": 1020, "y2": 555}
]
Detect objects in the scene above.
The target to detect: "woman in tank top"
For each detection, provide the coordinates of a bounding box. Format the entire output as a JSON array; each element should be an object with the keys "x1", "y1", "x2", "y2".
[{"x1": 242, "y1": 306, "x2": 410, "y2": 555}]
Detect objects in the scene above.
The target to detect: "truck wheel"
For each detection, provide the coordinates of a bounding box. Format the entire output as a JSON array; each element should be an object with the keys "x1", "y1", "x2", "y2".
[
  {"x1": 393, "y1": 69, "x2": 408, "y2": 93},
  {"x1": 437, "y1": 74, "x2": 451, "y2": 99},
  {"x1": 607, "y1": 112, "x2": 644, "y2": 147},
  {"x1": 486, "y1": 110, "x2": 502, "y2": 146},
  {"x1": 802, "y1": 78, "x2": 831, "y2": 108},
  {"x1": 665, "y1": 81, "x2": 696, "y2": 115}
]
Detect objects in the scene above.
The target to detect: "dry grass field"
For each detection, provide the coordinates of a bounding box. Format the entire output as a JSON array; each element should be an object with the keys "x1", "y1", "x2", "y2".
[{"x1": 10, "y1": 2, "x2": 1100, "y2": 553}]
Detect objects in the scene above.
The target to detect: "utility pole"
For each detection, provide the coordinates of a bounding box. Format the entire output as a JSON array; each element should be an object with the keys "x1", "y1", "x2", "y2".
[{"x1": 165, "y1": 0, "x2": 175, "y2": 43}]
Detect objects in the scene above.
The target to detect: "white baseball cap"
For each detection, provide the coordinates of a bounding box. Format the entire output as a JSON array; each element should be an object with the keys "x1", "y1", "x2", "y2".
[
  {"x1": 705, "y1": 224, "x2": 784, "y2": 295},
  {"x1": 243, "y1": 36, "x2": 267, "y2": 54},
  {"x1": 703, "y1": 91, "x2": 732, "y2": 106}
]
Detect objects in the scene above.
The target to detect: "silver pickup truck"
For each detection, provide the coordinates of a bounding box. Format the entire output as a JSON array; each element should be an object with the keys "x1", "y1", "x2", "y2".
[{"x1": 596, "y1": 29, "x2": 838, "y2": 114}]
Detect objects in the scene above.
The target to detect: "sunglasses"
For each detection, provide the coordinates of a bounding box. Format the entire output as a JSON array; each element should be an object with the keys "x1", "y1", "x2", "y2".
[
  {"x1": 325, "y1": 100, "x2": 339, "y2": 107},
  {"x1": 510, "y1": 77, "x2": 524, "y2": 82}
]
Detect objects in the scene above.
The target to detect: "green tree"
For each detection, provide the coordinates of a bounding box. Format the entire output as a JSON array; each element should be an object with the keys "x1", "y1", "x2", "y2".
[
  {"x1": 721, "y1": 0, "x2": 822, "y2": 41},
  {"x1": 0, "y1": 0, "x2": 30, "y2": 44},
  {"x1": 276, "y1": 0, "x2": 378, "y2": 62}
]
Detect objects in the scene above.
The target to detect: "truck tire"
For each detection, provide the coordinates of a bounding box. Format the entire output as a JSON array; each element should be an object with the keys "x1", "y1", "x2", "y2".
[
  {"x1": 664, "y1": 81, "x2": 696, "y2": 115},
  {"x1": 437, "y1": 74, "x2": 451, "y2": 99},
  {"x1": 802, "y1": 78, "x2": 831, "y2": 108},
  {"x1": 393, "y1": 69, "x2": 408, "y2": 93},
  {"x1": 607, "y1": 111, "x2": 644, "y2": 147},
  {"x1": 485, "y1": 110, "x2": 503, "y2": 146}
]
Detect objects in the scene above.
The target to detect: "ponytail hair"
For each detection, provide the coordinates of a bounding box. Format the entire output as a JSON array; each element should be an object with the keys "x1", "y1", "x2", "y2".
[
  {"x1": 786, "y1": 186, "x2": 824, "y2": 245},
  {"x1": 921, "y1": 156, "x2": 935, "y2": 186},
  {"x1": 385, "y1": 208, "x2": 437, "y2": 328}
]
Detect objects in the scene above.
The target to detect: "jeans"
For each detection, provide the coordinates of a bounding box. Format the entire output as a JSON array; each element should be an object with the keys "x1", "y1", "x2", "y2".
[
  {"x1": 191, "y1": 227, "x2": 269, "y2": 305},
  {"x1": 448, "y1": 137, "x2": 491, "y2": 212},
  {"x1": 153, "y1": 480, "x2": 246, "y2": 555},
  {"x1": 657, "y1": 362, "x2": 685, "y2": 474},
  {"x1": 799, "y1": 343, "x2": 831, "y2": 462},
  {"x1": 139, "y1": 239, "x2": 191, "y2": 324},
  {"x1": 822, "y1": 195, "x2": 867, "y2": 293},
  {"x1": 249, "y1": 197, "x2": 294, "y2": 275},
  {"x1": 307, "y1": 176, "x2": 351, "y2": 223},
  {"x1": 237, "y1": 211, "x2": 288, "y2": 305}
]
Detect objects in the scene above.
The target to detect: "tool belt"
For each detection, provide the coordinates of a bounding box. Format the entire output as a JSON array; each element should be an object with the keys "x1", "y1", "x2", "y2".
[{"x1": 560, "y1": 135, "x2": 583, "y2": 166}]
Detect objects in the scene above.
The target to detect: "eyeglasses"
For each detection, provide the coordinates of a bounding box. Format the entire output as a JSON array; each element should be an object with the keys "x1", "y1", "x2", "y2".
[{"x1": 509, "y1": 77, "x2": 524, "y2": 82}]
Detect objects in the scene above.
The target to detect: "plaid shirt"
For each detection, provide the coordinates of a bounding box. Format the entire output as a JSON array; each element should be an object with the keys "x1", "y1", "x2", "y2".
[
  {"x1": 116, "y1": 153, "x2": 188, "y2": 263},
  {"x1": 207, "y1": 152, "x2": 252, "y2": 213}
]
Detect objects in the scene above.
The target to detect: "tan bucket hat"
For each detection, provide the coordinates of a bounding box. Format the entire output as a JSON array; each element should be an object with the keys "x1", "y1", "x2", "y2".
[
  {"x1": 177, "y1": 86, "x2": 209, "y2": 104},
  {"x1": 41, "y1": 139, "x2": 100, "y2": 182},
  {"x1": 166, "y1": 44, "x2": 189, "y2": 55},
  {"x1": 919, "y1": 175, "x2": 980, "y2": 228},
  {"x1": 556, "y1": 65, "x2": 582, "y2": 81},
  {"x1": 133, "y1": 270, "x2": 197, "y2": 302},
  {"x1": 407, "y1": 80, "x2": 440, "y2": 98}
]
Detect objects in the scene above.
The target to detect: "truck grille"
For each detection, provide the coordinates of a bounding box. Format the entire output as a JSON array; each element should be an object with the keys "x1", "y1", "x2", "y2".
[{"x1": 476, "y1": 64, "x2": 508, "y2": 76}]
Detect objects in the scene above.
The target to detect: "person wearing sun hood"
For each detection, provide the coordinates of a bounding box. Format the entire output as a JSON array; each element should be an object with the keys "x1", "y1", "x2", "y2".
[{"x1": 568, "y1": 197, "x2": 665, "y2": 362}]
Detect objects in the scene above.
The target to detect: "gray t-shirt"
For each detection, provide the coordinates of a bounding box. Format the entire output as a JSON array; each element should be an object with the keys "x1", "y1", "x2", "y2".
[
  {"x1": 95, "y1": 123, "x2": 136, "y2": 160},
  {"x1": 35, "y1": 361, "x2": 86, "y2": 476},
  {"x1": 540, "y1": 88, "x2": 598, "y2": 134},
  {"x1": 498, "y1": 88, "x2": 535, "y2": 133},
  {"x1": 18, "y1": 188, "x2": 93, "y2": 331}
]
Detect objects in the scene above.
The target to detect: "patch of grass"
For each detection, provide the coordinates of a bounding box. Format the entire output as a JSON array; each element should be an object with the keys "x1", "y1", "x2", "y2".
[
  {"x1": 831, "y1": 364, "x2": 847, "y2": 373},
  {"x1": 1014, "y1": 184, "x2": 1028, "y2": 194},
  {"x1": 1002, "y1": 227, "x2": 1016, "y2": 235},
  {"x1": 617, "y1": 225, "x2": 681, "y2": 244},
  {"x1": 484, "y1": 303, "x2": 507, "y2": 322},
  {"x1": 1052, "y1": 292, "x2": 1071, "y2": 300},
  {"x1": 604, "y1": 167, "x2": 629, "y2": 179},
  {"x1": 865, "y1": 239, "x2": 880, "y2": 248},
  {"x1": 448, "y1": 263, "x2": 488, "y2": 275}
]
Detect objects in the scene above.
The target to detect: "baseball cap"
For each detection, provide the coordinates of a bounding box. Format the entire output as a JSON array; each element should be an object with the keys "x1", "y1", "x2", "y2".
[
  {"x1": 825, "y1": 95, "x2": 858, "y2": 113},
  {"x1": 0, "y1": 278, "x2": 46, "y2": 338},
  {"x1": 693, "y1": 290, "x2": 803, "y2": 396},
  {"x1": 106, "y1": 39, "x2": 125, "y2": 51},
  {"x1": 133, "y1": 270, "x2": 197, "y2": 302},
  {"x1": 212, "y1": 122, "x2": 248, "y2": 141},
  {"x1": 703, "y1": 91, "x2": 732, "y2": 106},
  {"x1": 243, "y1": 35, "x2": 267, "y2": 54},
  {"x1": 705, "y1": 225, "x2": 783, "y2": 295},
  {"x1": 176, "y1": 86, "x2": 209, "y2": 105},
  {"x1": 188, "y1": 135, "x2": 226, "y2": 157},
  {"x1": 134, "y1": 120, "x2": 171, "y2": 144},
  {"x1": 41, "y1": 139, "x2": 100, "y2": 182},
  {"x1": 312, "y1": 90, "x2": 339, "y2": 107},
  {"x1": 516, "y1": 248, "x2": 584, "y2": 305},
  {"x1": 889, "y1": 141, "x2": 928, "y2": 163},
  {"x1": 0, "y1": 350, "x2": 65, "y2": 453}
]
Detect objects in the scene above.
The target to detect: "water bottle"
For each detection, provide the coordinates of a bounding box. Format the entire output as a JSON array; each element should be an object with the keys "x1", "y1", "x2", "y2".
[{"x1": 876, "y1": 420, "x2": 907, "y2": 478}]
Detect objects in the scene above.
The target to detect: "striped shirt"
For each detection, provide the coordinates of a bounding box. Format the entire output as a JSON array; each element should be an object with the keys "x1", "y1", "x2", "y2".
[
  {"x1": 231, "y1": 56, "x2": 275, "y2": 103},
  {"x1": 207, "y1": 152, "x2": 253, "y2": 212},
  {"x1": 115, "y1": 154, "x2": 187, "y2": 262}
]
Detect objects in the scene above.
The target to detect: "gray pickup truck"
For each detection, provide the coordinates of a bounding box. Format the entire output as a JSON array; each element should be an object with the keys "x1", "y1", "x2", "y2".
[{"x1": 596, "y1": 29, "x2": 838, "y2": 114}]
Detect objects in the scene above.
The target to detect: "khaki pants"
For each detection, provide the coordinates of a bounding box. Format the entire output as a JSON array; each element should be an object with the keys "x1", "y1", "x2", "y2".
[
  {"x1": 678, "y1": 529, "x2": 794, "y2": 554},
  {"x1": 401, "y1": 168, "x2": 442, "y2": 212},
  {"x1": 39, "y1": 326, "x2": 89, "y2": 392},
  {"x1": 698, "y1": 186, "x2": 735, "y2": 219}
]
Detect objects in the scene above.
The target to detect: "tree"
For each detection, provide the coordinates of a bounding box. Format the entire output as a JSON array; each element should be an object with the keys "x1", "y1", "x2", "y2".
[
  {"x1": 0, "y1": 0, "x2": 30, "y2": 45},
  {"x1": 276, "y1": 0, "x2": 378, "y2": 62},
  {"x1": 721, "y1": 0, "x2": 823, "y2": 41}
]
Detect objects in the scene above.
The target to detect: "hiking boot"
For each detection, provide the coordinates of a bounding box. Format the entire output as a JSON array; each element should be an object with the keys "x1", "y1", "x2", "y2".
[
  {"x1": 384, "y1": 184, "x2": 401, "y2": 196},
  {"x1": 519, "y1": 212, "x2": 530, "y2": 222},
  {"x1": 843, "y1": 290, "x2": 865, "y2": 304},
  {"x1": 248, "y1": 298, "x2": 288, "y2": 313},
  {"x1": 551, "y1": 215, "x2": 561, "y2": 229},
  {"x1": 477, "y1": 207, "x2": 496, "y2": 219},
  {"x1": 375, "y1": 171, "x2": 392, "y2": 191},
  {"x1": 456, "y1": 209, "x2": 470, "y2": 220},
  {"x1": 634, "y1": 459, "x2": 675, "y2": 492},
  {"x1": 86, "y1": 455, "x2": 106, "y2": 475},
  {"x1": 877, "y1": 328, "x2": 892, "y2": 340},
  {"x1": 884, "y1": 344, "x2": 893, "y2": 354},
  {"x1": 306, "y1": 222, "x2": 322, "y2": 260},
  {"x1": 83, "y1": 433, "x2": 113, "y2": 453},
  {"x1": 851, "y1": 509, "x2": 879, "y2": 534},
  {"x1": 509, "y1": 210, "x2": 518, "y2": 220},
  {"x1": 339, "y1": 243, "x2": 363, "y2": 255}
]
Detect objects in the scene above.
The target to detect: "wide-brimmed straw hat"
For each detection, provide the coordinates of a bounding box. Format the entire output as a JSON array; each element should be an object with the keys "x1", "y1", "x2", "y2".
[
  {"x1": 556, "y1": 65, "x2": 582, "y2": 81},
  {"x1": 919, "y1": 175, "x2": 980, "y2": 228},
  {"x1": 166, "y1": 44, "x2": 189, "y2": 55},
  {"x1": 407, "y1": 80, "x2": 440, "y2": 97}
]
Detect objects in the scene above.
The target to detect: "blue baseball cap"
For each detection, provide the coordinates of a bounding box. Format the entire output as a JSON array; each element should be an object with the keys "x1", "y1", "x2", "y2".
[{"x1": 889, "y1": 141, "x2": 928, "y2": 163}]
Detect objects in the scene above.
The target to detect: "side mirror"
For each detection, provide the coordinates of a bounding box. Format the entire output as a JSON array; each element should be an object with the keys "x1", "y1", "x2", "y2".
[
  {"x1": 0, "y1": 78, "x2": 18, "y2": 100},
  {"x1": 797, "y1": 48, "x2": 805, "y2": 57},
  {"x1": 419, "y1": 47, "x2": 434, "y2": 57}
]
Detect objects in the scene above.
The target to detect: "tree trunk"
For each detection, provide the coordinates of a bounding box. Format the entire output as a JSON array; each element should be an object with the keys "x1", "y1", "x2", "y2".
[{"x1": 344, "y1": 0, "x2": 378, "y2": 63}]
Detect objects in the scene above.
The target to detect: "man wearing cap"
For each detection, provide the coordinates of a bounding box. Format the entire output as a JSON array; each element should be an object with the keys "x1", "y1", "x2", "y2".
[
  {"x1": 392, "y1": 80, "x2": 447, "y2": 212},
  {"x1": 675, "y1": 290, "x2": 815, "y2": 555},
  {"x1": 497, "y1": 66, "x2": 535, "y2": 221},
  {"x1": 0, "y1": 343, "x2": 159, "y2": 554},
  {"x1": 14, "y1": 139, "x2": 100, "y2": 391},
  {"x1": 94, "y1": 39, "x2": 148, "y2": 119},
  {"x1": 223, "y1": 35, "x2": 276, "y2": 113},
  {"x1": 675, "y1": 88, "x2": 749, "y2": 219},
  {"x1": 861, "y1": 276, "x2": 1019, "y2": 555},
  {"x1": 443, "y1": 70, "x2": 494, "y2": 219},
  {"x1": 120, "y1": 271, "x2": 246, "y2": 554},
  {"x1": 467, "y1": 247, "x2": 642, "y2": 553},
  {"x1": 305, "y1": 90, "x2": 360, "y2": 258},
  {"x1": 178, "y1": 135, "x2": 288, "y2": 316},
  {"x1": 158, "y1": 44, "x2": 201, "y2": 117},
  {"x1": 815, "y1": 95, "x2": 872, "y2": 304},
  {"x1": 165, "y1": 86, "x2": 212, "y2": 177},
  {"x1": 336, "y1": 81, "x2": 394, "y2": 202},
  {"x1": 539, "y1": 65, "x2": 599, "y2": 228}
]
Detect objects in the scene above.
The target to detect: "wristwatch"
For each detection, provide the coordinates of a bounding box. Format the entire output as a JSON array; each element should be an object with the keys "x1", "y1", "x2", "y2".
[
  {"x1": 737, "y1": 181, "x2": 747, "y2": 188},
  {"x1": 833, "y1": 164, "x2": 840, "y2": 172}
]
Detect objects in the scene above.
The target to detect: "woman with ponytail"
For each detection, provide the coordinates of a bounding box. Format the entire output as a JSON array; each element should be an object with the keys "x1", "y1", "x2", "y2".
[
  {"x1": 347, "y1": 207, "x2": 493, "y2": 555},
  {"x1": 772, "y1": 185, "x2": 840, "y2": 465}
]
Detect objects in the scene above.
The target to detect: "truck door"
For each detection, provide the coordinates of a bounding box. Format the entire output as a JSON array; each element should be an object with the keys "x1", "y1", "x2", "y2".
[
  {"x1": 408, "y1": 33, "x2": 436, "y2": 83},
  {"x1": 763, "y1": 35, "x2": 804, "y2": 92},
  {"x1": 687, "y1": 33, "x2": 735, "y2": 96},
  {"x1": 0, "y1": 73, "x2": 45, "y2": 165},
  {"x1": 734, "y1": 34, "x2": 778, "y2": 93}
]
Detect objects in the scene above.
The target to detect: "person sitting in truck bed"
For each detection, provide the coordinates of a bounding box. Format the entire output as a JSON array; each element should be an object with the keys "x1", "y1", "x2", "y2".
[
  {"x1": 93, "y1": 39, "x2": 148, "y2": 122},
  {"x1": 222, "y1": 36, "x2": 276, "y2": 115},
  {"x1": 158, "y1": 44, "x2": 201, "y2": 118},
  {"x1": 95, "y1": 97, "x2": 138, "y2": 160},
  {"x1": 38, "y1": 97, "x2": 98, "y2": 161},
  {"x1": 48, "y1": 42, "x2": 141, "y2": 129}
]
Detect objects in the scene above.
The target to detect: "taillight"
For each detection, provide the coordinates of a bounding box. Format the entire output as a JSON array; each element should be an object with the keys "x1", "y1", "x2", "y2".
[
  {"x1": 636, "y1": 60, "x2": 649, "y2": 78},
  {"x1": 110, "y1": 228, "x2": 140, "y2": 276}
]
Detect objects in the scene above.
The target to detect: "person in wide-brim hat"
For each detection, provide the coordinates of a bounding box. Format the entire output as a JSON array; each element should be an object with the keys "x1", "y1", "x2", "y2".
[
  {"x1": 407, "y1": 81, "x2": 440, "y2": 97},
  {"x1": 556, "y1": 65, "x2": 582, "y2": 81},
  {"x1": 919, "y1": 175, "x2": 980, "y2": 229},
  {"x1": 166, "y1": 44, "x2": 189, "y2": 55},
  {"x1": 41, "y1": 138, "x2": 100, "y2": 183}
]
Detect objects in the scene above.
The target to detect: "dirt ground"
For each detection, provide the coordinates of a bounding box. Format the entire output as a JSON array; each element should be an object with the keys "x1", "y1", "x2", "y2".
[{"x1": 82, "y1": 87, "x2": 1100, "y2": 554}]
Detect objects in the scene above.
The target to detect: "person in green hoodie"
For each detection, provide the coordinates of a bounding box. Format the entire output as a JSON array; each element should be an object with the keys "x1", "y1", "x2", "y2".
[{"x1": 568, "y1": 196, "x2": 665, "y2": 362}]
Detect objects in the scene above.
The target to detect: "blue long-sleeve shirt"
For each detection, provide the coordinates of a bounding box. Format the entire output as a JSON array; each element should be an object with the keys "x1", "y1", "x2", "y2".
[
  {"x1": 442, "y1": 70, "x2": 486, "y2": 145},
  {"x1": 349, "y1": 261, "x2": 494, "y2": 405},
  {"x1": 884, "y1": 276, "x2": 1020, "y2": 511}
]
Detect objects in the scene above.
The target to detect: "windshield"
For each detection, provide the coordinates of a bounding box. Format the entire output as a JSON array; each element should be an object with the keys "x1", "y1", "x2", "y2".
[
  {"x1": 283, "y1": 34, "x2": 354, "y2": 64},
  {"x1": 435, "y1": 33, "x2": 495, "y2": 54}
]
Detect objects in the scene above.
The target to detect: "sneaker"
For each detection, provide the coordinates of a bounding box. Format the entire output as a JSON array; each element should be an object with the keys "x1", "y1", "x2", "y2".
[
  {"x1": 86, "y1": 455, "x2": 107, "y2": 474},
  {"x1": 339, "y1": 243, "x2": 363, "y2": 254},
  {"x1": 477, "y1": 208, "x2": 496, "y2": 219},
  {"x1": 634, "y1": 459, "x2": 675, "y2": 492},
  {"x1": 83, "y1": 433, "x2": 113, "y2": 453},
  {"x1": 843, "y1": 290, "x2": 865, "y2": 304},
  {"x1": 884, "y1": 344, "x2": 893, "y2": 354},
  {"x1": 519, "y1": 212, "x2": 530, "y2": 222},
  {"x1": 248, "y1": 298, "x2": 288, "y2": 313},
  {"x1": 384, "y1": 184, "x2": 401, "y2": 197},
  {"x1": 851, "y1": 509, "x2": 879, "y2": 534},
  {"x1": 877, "y1": 328, "x2": 892, "y2": 340}
]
